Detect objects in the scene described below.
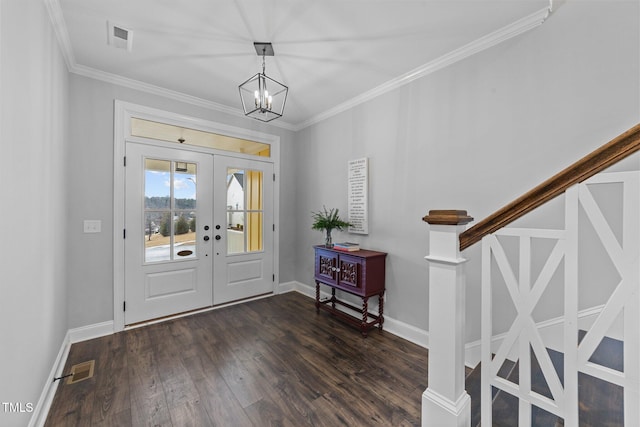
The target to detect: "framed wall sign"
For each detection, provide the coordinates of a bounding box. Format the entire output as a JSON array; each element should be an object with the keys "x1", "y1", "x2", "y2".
[{"x1": 348, "y1": 157, "x2": 368, "y2": 234}]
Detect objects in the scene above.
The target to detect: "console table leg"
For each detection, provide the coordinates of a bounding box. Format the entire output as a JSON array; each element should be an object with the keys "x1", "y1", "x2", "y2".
[
  {"x1": 315, "y1": 281, "x2": 320, "y2": 314},
  {"x1": 378, "y1": 293, "x2": 384, "y2": 332},
  {"x1": 361, "y1": 297, "x2": 369, "y2": 337},
  {"x1": 331, "y1": 288, "x2": 336, "y2": 310}
]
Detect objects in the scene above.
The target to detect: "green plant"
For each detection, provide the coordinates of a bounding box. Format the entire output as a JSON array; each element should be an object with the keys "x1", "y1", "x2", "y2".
[
  {"x1": 159, "y1": 212, "x2": 171, "y2": 237},
  {"x1": 311, "y1": 206, "x2": 351, "y2": 232},
  {"x1": 175, "y1": 215, "x2": 190, "y2": 235},
  {"x1": 311, "y1": 206, "x2": 351, "y2": 247}
]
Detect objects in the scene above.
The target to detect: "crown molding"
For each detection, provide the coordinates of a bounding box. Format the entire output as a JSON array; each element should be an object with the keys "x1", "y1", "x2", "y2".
[
  {"x1": 71, "y1": 63, "x2": 238, "y2": 117},
  {"x1": 294, "y1": 5, "x2": 551, "y2": 131},
  {"x1": 70, "y1": 64, "x2": 298, "y2": 131},
  {"x1": 44, "y1": 0, "x2": 76, "y2": 71},
  {"x1": 46, "y1": 0, "x2": 549, "y2": 134},
  {"x1": 44, "y1": 0, "x2": 297, "y2": 131}
]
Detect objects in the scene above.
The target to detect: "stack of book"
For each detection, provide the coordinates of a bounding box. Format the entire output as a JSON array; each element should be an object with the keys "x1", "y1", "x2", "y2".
[{"x1": 332, "y1": 242, "x2": 360, "y2": 252}]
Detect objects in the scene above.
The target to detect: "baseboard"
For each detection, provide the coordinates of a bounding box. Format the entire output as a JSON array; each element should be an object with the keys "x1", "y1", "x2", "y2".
[
  {"x1": 28, "y1": 332, "x2": 71, "y2": 427},
  {"x1": 68, "y1": 320, "x2": 114, "y2": 344},
  {"x1": 276, "y1": 280, "x2": 298, "y2": 294},
  {"x1": 285, "y1": 282, "x2": 614, "y2": 369},
  {"x1": 29, "y1": 320, "x2": 115, "y2": 427},
  {"x1": 384, "y1": 316, "x2": 429, "y2": 348},
  {"x1": 290, "y1": 280, "x2": 430, "y2": 349}
]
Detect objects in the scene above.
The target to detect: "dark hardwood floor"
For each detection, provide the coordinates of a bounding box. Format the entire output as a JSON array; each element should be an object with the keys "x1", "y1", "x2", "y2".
[{"x1": 45, "y1": 292, "x2": 428, "y2": 426}]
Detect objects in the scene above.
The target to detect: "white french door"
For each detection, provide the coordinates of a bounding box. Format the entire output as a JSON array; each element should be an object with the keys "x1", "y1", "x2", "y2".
[
  {"x1": 124, "y1": 143, "x2": 274, "y2": 325},
  {"x1": 124, "y1": 143, "x2": 214, "y2": 324},
  {"x1": 213, "y1": 156, "x2": 274, "y2": 304}
]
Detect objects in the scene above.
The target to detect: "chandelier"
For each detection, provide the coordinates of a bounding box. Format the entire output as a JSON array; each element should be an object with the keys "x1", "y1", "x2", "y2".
[{"x1": 238, "y1": 42, "x2": 288, "y2": 122}]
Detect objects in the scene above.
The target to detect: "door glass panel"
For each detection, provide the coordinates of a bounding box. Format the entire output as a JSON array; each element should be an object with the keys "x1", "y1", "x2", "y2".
[
  {"x1": 246, "y1": 170, "x2": 263, "y2": 210},
  {"x1": 227, "y1": 219, "x2": 245, "y2": 254},
  {"x1": 173, "y1": 162, "x2": 197, "y2": 260},
  {"x1": 226, "y1": 168, "x2": 263, "y2": 254},
  {"x1": 173, "y1": 213, "x2": 196, "y2": 259},
  {"x1": 174, "y1": 162, "x2": 197, "y2": 209},
  {"x1": 247, "y1": 212, "x2": 263, "y2": 251},
  {"x1": 144, "y1": 211, "x2": 169, "y2": 262},
  {"x1": 145, "y1": 159, "x2": 170, "y2": 208},
  {"x1": 144, "y1": 158, "x2": 198, "y2": 262}
]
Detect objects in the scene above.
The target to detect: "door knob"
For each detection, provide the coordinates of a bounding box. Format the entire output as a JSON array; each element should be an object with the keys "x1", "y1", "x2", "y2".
[
  {"x1": 204, "y1": 225, "x2": 210, "y2": 231},
  {"x1": 215, "y1": 235, "x2": 221, "y2": 240},
  {"x1": 203, "y1": 236, "x2": 210, "y2": 241},
  {"x1": 215, "y1": 225, "x2": 221, "y2": 230}
]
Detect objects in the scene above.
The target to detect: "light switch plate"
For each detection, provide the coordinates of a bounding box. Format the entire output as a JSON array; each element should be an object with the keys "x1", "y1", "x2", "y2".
[{"x1": 84, "y1": 220, "x2": 102, "y2": 233}]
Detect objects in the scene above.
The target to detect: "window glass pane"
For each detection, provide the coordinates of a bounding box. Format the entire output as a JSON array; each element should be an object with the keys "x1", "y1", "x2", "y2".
[
  {"x1": 247, "y1": 212, "x2": 263, "y2": 252},
  {"x1": 145, "y1": 212, "x2": 170, "y2": 262},
  {"x1": 246, "y1": 169, "x2": 263, "y2": 253},
  {"x1": 246, "y1": 170, "x2": 263, "y2": 210},
  {"x1": 144, "y1": 159, "x2": 198, "y2": 263},
  {"x1": 227, "y1": 168, "x2": 244, "y2": 254},
  {"x1": 173, "y1": 212, "x2": 196, "y2": 259},
  {"x1": 226, "y1": 168, "x2": 244, "y2": 210},
  {"x1": 227, "y1": 214, "x2": 245, "y2": 254},
  {"x1": 174, "y1": 162, "x2": 197, "y2": 209},
  {"x1": 225, "y1": 167, "x2": 264, "y2": 254},
  {"x1": 131, "y1": 117, "x2": 270, "y2": 157},
  {"x1": 145, "y1": 159, "x2": 170, "y2": 209}
]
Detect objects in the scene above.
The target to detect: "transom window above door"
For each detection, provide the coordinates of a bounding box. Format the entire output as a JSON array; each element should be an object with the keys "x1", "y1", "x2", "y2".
[{"x1": 131, "y1": 117, "x2": 271, "y2": 157}]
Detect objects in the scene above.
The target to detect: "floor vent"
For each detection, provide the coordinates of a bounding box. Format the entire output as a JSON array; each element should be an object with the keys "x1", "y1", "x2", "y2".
[{"x1": 67, "y1": 360, "x2": 95, "y2": 384}]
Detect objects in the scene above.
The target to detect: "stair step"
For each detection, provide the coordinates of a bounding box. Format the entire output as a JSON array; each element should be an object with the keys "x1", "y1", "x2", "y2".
[
  {"x1": 467, "y1": 332, "x2": 624, "y2": 426},
  {"x1": 466, "y1": 357, "x2": 517, "y2": 427},
  {"x1": 491, "y1": 348, "x2": 563, "y2": 426},
  {"x1": 578, "y1": 329, "x2": 624, "y2": 372}
]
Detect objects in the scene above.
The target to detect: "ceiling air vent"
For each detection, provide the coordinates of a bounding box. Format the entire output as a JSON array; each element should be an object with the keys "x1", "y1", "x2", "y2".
[{"x1": 107, "y1": 21, "x2": 133, "y2": 51}]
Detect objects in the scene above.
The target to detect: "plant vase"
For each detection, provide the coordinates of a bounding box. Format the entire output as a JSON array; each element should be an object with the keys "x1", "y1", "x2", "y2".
[
  {"x1": 311, "y1": 206, "x2": 351, "y2": 250},
  {"x1": 325, "y1": 229, "x2": 333, "y2": 248}
]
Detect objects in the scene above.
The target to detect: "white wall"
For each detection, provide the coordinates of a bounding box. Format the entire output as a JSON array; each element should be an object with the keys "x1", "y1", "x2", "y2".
[
  {"x1": 66, "y1": 74, "x2": 297, "y2": 328},
  {"x1": 0, "y1": 0, "x2": 69, "y2": 425},
  {"x1": 293, "y1": 1, "x2": 639, "y2": 343}
]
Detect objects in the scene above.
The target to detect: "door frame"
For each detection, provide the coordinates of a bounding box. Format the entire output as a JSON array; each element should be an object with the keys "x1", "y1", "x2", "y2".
[{"x1": 113, "y1": 100, "x2": 281, "y2": 332}]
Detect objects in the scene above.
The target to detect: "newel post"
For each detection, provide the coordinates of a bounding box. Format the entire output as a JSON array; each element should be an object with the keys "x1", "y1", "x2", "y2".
[{"x1": 422, "y1": 210, "x2": 474, "y2": 427}]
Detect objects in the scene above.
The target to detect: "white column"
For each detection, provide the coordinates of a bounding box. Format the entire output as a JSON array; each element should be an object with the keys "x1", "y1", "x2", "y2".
[{"x1": 422, "y1": 210, "x2": 473, "y2": 427}]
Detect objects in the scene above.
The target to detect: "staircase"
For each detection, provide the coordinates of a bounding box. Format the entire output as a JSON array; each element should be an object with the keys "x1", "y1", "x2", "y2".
[
  {"x1": 465, "y1": 331, "x2": 624, "y2": 426},
  {"x1": 421, "y1": 124, "x2": 640, "y2": 426}
]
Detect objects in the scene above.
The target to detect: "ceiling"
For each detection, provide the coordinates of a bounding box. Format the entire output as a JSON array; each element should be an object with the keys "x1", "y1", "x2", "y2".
[{"x1": 52, "y1": 0, "x2": 551, "y2": 130}]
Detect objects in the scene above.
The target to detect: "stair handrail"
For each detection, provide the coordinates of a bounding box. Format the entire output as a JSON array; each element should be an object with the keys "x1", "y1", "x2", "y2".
[{"x1": 457, "y1": 123, "x2": 640, "y2": 251}]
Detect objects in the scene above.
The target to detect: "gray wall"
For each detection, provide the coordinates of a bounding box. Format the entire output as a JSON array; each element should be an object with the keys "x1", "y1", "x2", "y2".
[
  {"x1": 1, "y1": 5, "x2": 637, "y2": 422},
  {"x1": 292, "y1": 1, "x2": 639, "y2": 342},
  {"x1": 0, "y1": 0, "x2": 69, "y2": 424},
  {"x1": 66, "y1": 75, "x2": 297, "y2": 328}
]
